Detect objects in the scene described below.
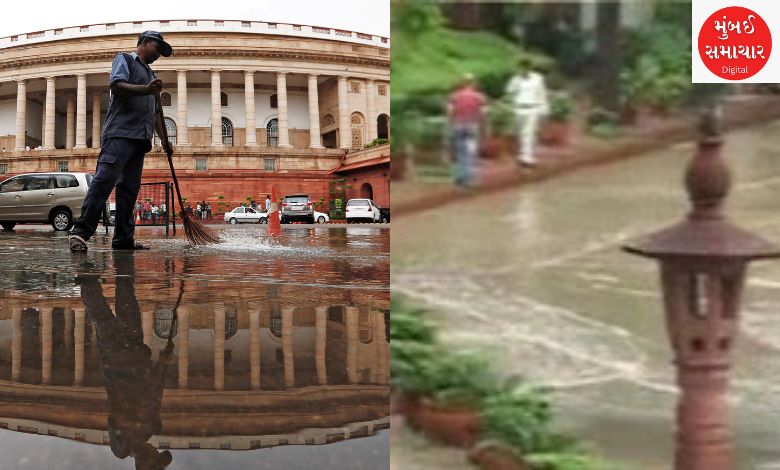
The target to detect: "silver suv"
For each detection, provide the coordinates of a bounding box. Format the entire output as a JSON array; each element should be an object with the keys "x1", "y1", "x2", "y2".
[
  {"x1": 281, "y1": 194, "x2": 314, "y2": 224},
  {"x1": 0, "y1": 172, "x2": 93, "y2": 231}
]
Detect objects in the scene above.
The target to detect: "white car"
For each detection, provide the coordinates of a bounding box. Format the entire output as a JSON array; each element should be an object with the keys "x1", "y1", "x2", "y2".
[
  {"x1": 224, "y1": 206, "x2": 268, "y2": 224},
  {"x1": 314, "y1": 210, "x2": 329, "y2": 224},
  {"x1": 345, "y1": 198, "x2": 381, "y2": 223}
]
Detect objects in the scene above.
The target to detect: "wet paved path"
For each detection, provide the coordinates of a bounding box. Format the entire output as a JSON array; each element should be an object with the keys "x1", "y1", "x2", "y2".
[
  {"x1": 0, "y1": 224, "x2": 389, "y2": 469},
  {"x1": 392, "y1": 121, "x2": 780, "y2": 468}
]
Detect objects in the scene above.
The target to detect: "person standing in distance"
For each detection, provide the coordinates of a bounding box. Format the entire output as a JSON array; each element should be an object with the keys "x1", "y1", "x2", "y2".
[{"x1": 69, "y1": 31, "x2": 173, "y2": 252}]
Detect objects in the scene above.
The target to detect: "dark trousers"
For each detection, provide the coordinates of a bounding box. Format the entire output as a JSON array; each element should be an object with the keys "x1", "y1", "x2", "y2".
[{"x1": 71, "y1": 138, "x2": 150, "y2": 246}]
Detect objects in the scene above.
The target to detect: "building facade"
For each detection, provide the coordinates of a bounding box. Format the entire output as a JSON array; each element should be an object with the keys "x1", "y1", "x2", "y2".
[{"x1": 0, "y1": 19, "x2": 390, "y2": 210}]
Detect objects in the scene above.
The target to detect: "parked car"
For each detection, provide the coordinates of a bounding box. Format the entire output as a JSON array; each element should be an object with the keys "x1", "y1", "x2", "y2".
[
  {"x1": 0, "y1": 172, "x2": 93, "y2": 231},
  {"x1": 223, "y1": 206, "x2": 268, "y2": 224},
  {"x1": 281, "y1": 194, "x2": 314, "y2": 224},
  {"x1": 345, "y1": 198, "x2": 381, "y2": 223},
  {"x1": 314, "y1": 210, "x2": 329, "y2": 224}
]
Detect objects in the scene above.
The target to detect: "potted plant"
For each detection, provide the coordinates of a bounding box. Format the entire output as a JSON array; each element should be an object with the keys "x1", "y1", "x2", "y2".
[
  {"x1": 470, "y1": 384, "x2": 598, "y2": 470},
  {"x1": 403, "y1": 349, "x2": 497, "y2": 448},
  {"x1": 390, "y1": 297, "x2": 438, "y2": 415},
  {"x1": 540, "y1": 91, "x2": 573, "y2": 146}
]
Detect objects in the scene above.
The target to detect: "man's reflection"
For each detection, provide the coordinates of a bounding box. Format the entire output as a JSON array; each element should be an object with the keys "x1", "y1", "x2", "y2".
[{"x1": 76, "y1": 252, "x2": 173, "y2": 470}]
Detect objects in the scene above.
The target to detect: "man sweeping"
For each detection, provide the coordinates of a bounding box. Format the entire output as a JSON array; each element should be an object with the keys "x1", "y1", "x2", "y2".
[{"x1": 68, "y1": 31, "x2": 173, "y2": 252}]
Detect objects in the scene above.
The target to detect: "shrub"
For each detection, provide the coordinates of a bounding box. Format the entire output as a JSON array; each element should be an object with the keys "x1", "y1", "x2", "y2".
[
  {"x1": 620, "y1": 24, "x2": 692, "y2": 111},
  {"x1": 364, "y1": 138, "x2": 390, "y2": 149},
  {"x1": 547, "y1": 92, "x2": 573, "y2": 122}
]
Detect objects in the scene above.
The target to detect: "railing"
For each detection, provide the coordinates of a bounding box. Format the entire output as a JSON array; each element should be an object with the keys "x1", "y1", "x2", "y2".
[{"x1": 0, "y1": 19, "x2": 389, "y2": 49}]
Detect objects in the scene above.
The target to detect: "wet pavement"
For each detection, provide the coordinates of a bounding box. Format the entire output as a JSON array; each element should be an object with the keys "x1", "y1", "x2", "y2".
[
  {"x1": 392, "y1": 121, "x2": 780, "y2": 468},
  {"x1": 0, "y1": 224, "x2": 389, "y2": 469}
]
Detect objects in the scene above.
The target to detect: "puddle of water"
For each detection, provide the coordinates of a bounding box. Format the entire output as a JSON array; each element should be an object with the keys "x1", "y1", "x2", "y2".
[{"x1": 0, "y1": 225, "x2": 389, "y2": 469}]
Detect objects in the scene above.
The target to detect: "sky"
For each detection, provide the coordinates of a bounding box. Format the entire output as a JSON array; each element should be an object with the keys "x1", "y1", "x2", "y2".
[{"x1": 0, "y1": 0, "x2": 389, "y2": 37}]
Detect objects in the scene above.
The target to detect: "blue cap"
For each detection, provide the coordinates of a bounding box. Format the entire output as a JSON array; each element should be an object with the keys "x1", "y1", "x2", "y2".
[{"x1": 137, "y1": 31, "x2": 172, "y2": 57}]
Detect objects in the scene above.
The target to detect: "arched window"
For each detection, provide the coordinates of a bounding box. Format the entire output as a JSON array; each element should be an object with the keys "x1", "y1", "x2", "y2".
[
  {"x1": 267, "y1": 119, "x2": 278, "y2": 147},
  {"x1": 161, "y1": 92, "x2": 172, "y2": 107},
  {"x1": 222, "y1": 117, "x2": 233, "y2": 146},
  {"x1": 270, "y1": 94, "x2": 278, "y2": 109},
  {"x1": 377, "y1": 114, "x2": 389, "y2": 140},
  {"x1": 225, "y1": 306, "x2": 238, "y2": 339},
  {"x1": 154, "y1": 117, "x2": 177, "y2": 146},
  {"x1": 153, "y1": 308, "x2": 177, "y2": 339},
  {"x1": 220, "y1": 92, "x2": 228, "y2": 107},
  {"x1": 270, "y1": 306, "x2": 282, "y2": 337}
]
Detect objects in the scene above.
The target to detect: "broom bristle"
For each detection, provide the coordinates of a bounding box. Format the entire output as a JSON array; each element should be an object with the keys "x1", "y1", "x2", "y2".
[{"x1": 181, "y1": 212, "x2": 221, "y2": 245}]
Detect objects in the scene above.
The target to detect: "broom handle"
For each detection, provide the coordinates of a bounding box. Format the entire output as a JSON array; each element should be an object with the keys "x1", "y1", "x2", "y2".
[{"x1": 154, "y1": 92, "x2": 187, "y2": 216}]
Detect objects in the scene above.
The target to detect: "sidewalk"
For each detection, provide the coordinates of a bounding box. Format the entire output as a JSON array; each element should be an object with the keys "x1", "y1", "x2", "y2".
[{"x1": 393, "y1": 95, "x2": 780, "y2": 218}]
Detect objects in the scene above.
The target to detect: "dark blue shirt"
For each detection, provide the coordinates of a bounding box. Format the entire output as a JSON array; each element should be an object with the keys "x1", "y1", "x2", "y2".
[{"x1": 101, "y1": 52, "x2": 157, "y2": 145}]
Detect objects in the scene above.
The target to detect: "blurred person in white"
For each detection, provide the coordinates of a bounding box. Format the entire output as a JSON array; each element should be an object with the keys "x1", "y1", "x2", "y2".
[{"x1": 506, "y1": 57, "x2": 548, "y2": 167}]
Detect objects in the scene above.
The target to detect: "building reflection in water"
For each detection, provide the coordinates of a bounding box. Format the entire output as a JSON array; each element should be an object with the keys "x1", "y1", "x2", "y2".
[{"x1": 0, "y1": 251, "x2": 390, "y2": 455}]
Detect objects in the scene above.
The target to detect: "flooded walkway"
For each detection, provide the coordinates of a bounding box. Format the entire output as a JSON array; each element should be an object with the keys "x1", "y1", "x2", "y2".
[
  {"x1": 392, "y1": 121, "x2": 780, "y2": 468},
  {"x1": 0, "y1": 225, "x2": 389, "y2": 469}
]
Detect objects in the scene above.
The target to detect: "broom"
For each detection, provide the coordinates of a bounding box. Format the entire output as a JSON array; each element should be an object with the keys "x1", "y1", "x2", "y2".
[{"x1": 154, "y1": 92, "x2": 221, "y2": 245}]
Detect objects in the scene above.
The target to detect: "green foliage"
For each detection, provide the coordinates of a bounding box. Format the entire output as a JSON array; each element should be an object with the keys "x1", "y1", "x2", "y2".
[
  {"x1": 488, "y1": 98, "x2": 517, "y2": 137},
  {"x1": 364, "y1": 138, "x2": 390, "y2": 149},
  {"x1": 524, "y1": 452, "x2": 602, "y2": 470},
  {"x1": 391, "y1": 1, "x2": 552, "y2": 155},
  {"x1": 620, "y1": 24, "x2": 692, "y2": 110},
  {"x1": 548, "y1": 92, "x2": 573, "y2": 122},
  {"x1": 393, "y1": 346, "x2": 498, "y2": 407},
  {"x1": 479, "y1": 384, "x2": 554, "y2": 453},
  {"x1": 390, "y1": 296, "x2": 437, "y2": 344}
]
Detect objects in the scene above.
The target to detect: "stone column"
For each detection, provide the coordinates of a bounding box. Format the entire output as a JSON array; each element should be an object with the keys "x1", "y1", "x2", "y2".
[
  {"x1": 65, "y1": 94, "x2": 75, "y2": 149},
  {"x1": 276, "y1": 72, "x2": 292, "y2": 147},
  {"x1": 74, "y1": 307, "x2": 85, "y2": 386},
  {"x1": 282, "y1": 306, "x2": 295, "y2": 388},
  {"x1": 74, "y1": 74, "x2": 87, "y2": 149},
  {"x1": 244, "y1": 71, "x2": 257, "y2": 147},
  {"x1": 177, "y1": 70, "x2": 189, "y2": 145},
  {"x1": 366, "y1": 79, "x2": 378, "y2": 141},
  {"x1": 91, "y1": 93, "x2": 101, "y2": 148},
  {"x1": 15, "y1": 80, "x2": 26, "y2": 150},
  {"x1": 308, "y1": 74, "x2": 322, "y2": 148},
  {"x1": 12, "y1": 308, "x2": 22, "y2": 382},
  {"x1": 43, "y1": 76, "x2": 56, "y2": 150},
  {"x1": 375, "y1": 309, "x2": 388, "y2": 384},
  {"x1": 315, "y1": 306, "x2": 327, "y2": 385},
  {"x1": 337, "y1": 76, "x2": 351, "y2": 149},
  {"x1": 178, "y1": 306, "x2": 189, "y2": 389},
  {"x1": 142, "y1": 308, "x2": 153, "y2": 347},
  {"x1": 41, "y1": 307, "x2": 53, "y2": 384},
  {"x1": 64, "y1": 308, "x2": 74, "y2": 356},
  {"x1": 214, "y1": 305, "x2": 225, "y2": 390},
  {"x1": 211, "y1": 70, "x2": 223, "y2": 147},
  {"x1": 345, "y1": 306, "x2": 359, "y2": 383},
  {"x1": 249, "y1": 303, "x2": 261, "y2": 389}
]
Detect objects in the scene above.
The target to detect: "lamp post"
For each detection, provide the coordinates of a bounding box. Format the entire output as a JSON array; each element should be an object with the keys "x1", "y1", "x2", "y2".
[{"x1": 623, "y1": 111, "x2": 780, "y2": 469}]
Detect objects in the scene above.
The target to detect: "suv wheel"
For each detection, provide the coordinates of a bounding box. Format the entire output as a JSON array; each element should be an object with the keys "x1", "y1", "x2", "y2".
[
  {"x1": 51, "y1": 210, "x2": 73, "y2": 231},
  {"x1": 229, "y1": 218, "x2": 237, "y2": 225},
  {"x1": 317, "y1": 216, "x2": 326, "y2": 224},
  {"x1": 1, "y1": 222, "x2": 15, "y2": 231}
]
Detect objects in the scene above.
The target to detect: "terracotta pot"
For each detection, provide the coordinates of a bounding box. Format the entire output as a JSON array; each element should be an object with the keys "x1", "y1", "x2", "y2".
[
  {"x1": 480, "y1": 137, "x2": 502, "y2": 159},
  {"x1": 468, "y1": 441, "x2": 530, "y2": 470},
  {"x1": 390, "y1": 153, "x2": 407, "y2": 180},
  {"x1": 390, "y1": 390, "x2": 420, "y2": 416},
  {"x1": 406, "y1": 398, "x2": 479, "y2": 448},
  {"x1": 540, "y1": 120, "x2": 570, "y2": 146}
]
